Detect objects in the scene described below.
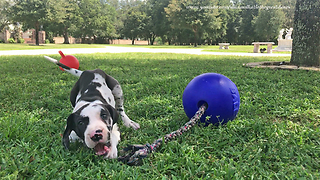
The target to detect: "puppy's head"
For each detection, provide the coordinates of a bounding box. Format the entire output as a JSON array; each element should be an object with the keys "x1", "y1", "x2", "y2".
[{"x1": 62, "y1": 102, "x2": 119, "y2": 156}]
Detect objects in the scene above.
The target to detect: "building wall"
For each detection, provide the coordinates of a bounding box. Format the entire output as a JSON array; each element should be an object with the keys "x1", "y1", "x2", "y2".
[
  {"x1": 53, "y1": 37, "x2": 81, "y2": 44},
  {"x1": 109, "y1": 39, "x2": 150, "y2": 45},
  {"x1": 0, "y1": 30, "x2": 11, "y2": 43}
]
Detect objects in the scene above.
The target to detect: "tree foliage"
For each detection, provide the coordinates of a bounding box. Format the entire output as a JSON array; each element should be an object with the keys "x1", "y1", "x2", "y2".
[
  {"x1": 253, "y1": 0, "x2": 285, "y2": 42},
  {"x1": 3, "y1": 0, "x2": 297, "y2": 45},
  {"x1": 7, "y1": 0, "x2": 116, "y2": 44},
  {"x1": 73, "y1": 0, "x2": 116, "y2": 43},
  {"x1": 165, "y1": 0, "x2": 220, "y2": 46},
  {"x1": 10, "y1": 0, "x2": 48, "y2": 45},
  {"x1": 0, "y1": 0, "x2": 11, "y2": 31},
  {"x1": 238, "y1": 0, "x2": 260, "y2": 44},
  {"x1": 122, "y1": 4, "x2": 147, "y2": 45},
  {"x1": 144, "y1": 0, "x2": 171, "y2": 45},
  {"x1": 45, "y1": 0, "x2": 78, "y2": 44}
]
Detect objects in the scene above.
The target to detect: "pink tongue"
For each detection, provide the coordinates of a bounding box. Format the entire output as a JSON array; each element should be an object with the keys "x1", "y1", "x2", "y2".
[{"x1": 95, "y1": 145, "x2": 110, "y2": 156}]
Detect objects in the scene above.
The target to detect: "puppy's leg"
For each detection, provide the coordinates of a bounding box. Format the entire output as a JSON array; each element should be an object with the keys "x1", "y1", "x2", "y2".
[
  {"x1": 105, "y1": 124, "x2": 120, "y2": 159},
  {"x1": 112, "y1": 84, "x2": 140, "y2": 130}
]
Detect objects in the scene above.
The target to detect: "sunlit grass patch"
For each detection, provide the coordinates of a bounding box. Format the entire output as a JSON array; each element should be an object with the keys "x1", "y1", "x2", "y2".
[{"x1": 0, "y1": 53, "x2": 318, "y2": 179}]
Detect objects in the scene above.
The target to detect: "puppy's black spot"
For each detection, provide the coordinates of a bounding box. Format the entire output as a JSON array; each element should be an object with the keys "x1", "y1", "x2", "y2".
[
  {"x1": 108, "y1": 97, "x2": 111, "y2": 103},
  {"x1": 107, "y1": 126, "x2": 112, "y2": 131},
  {"x1": 91, "y1": 82, "x2": 101, "y2": 87}
]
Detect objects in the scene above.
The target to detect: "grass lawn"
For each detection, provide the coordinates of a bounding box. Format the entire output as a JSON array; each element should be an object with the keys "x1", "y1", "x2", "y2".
[
  {"x1": 0, "y1": 43, "x2": 291, "y2": 54},
  {"x1": 201, "y1": 45, "x2": 290, "y2": 54},
  {"x1": 0, "y1": 53, "x2": 319, "y2": 179},
  {"x1": 0, "y1": 43, "x2": 107, "y2": 50}
]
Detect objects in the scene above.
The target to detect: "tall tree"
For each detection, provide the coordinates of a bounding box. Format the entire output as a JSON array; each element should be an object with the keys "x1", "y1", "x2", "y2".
[
  {"x1": 165, "y1": 0, "x2": 220, "y2": 47},
  {"x1": 143, "y1": 0, "x2": 171, "y2": 45},
  {"x1": 73, "y1": 0, "x2": 116, "y2": 43},
  {"x1": 279, "y1": 0, "x2": 296, "y2": 28},
  {"x1": 46, "y1": 0, "x2": 78, "y2": 44},
  {"x1": 0, "y1": 0, "x2": 11, "y2": 31},
  {"x1": 290, "y1": 0, "x2": 320, "y2": 67},
  {"x1": 107, "y1": 0, "x2": 123, "y2": 40},
  {"x1": 112, "y1": 0, "x2": 147, "y2": 42},
  {"x1": 10, "y1": 0, "x2": 48, "y2": 45},
  {"x1": 138, "y1": 2, "x2": 154, "y2": 45},
  {"x1": 214, "y1": 0, "x2": 232, "y2": 44},
  {"x1": 238, "y1": 0, "x2": 260, "y2": 44},
  {"x1": 253, "y1": 0, "x2": 285, "y2": 42},
  {"x1": 122, "y1": 6, "x2": 147, "y2": 45},
  {"x1": 225, "y1": 9, "x2": 241, "y2": 44}
]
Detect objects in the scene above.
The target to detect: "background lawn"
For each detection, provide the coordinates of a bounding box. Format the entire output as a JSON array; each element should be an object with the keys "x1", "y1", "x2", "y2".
[
  {"x1": 0, "y1": 53, "x2": 319, "y2": 179},
  {"x1": 0, "y1": 43, "x2": 108, "y2": 50},
  {"x1": 0, "y1": 43, "x2": 291, "y2": 54}
]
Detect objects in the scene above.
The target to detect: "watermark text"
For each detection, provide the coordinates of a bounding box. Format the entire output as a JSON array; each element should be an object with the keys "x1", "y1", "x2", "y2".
[{"x1": 187, "y1": 5, "x2": 291, "y2": 10}]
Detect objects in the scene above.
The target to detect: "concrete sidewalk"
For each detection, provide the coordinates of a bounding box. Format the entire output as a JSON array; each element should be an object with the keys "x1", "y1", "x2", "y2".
[{"x1": 0, "y1": 46, "x2": 291, "y2": 57}]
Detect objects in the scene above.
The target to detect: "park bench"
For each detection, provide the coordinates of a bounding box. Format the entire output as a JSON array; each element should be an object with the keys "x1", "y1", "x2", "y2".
[
  {"x1": 252, "y1": 42, "x2": 275, "y2": 53},
  {"x1": 219, "y1": 43, "x2": 230, "y2": 49}
]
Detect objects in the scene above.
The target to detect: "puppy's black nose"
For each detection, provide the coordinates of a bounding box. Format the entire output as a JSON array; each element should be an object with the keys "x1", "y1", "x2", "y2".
[
  {"x1": 96, "y1": 129, "x2": 103, "y2": 133},
  {"x1": 91, "y1": 130, "x2": 103, "y2": 142}
]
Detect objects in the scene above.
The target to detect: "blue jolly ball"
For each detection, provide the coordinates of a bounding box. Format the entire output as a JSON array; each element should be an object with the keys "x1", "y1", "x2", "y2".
[{"x1": 182, "y1": 73, "x2": 240, "y2": 125}]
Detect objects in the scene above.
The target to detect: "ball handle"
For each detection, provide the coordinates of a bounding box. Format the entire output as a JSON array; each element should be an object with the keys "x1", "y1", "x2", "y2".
[{"x1": 59, "y1": 51, "x2": 65, "y2": 58}]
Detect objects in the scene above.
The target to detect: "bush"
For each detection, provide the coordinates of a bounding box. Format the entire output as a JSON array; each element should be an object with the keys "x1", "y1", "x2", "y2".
[
  {"x1": 17, "y1": 38, "x2": 25, "y2": 43},
  {"x1": 8, "y1": 38, "x2": 16, "y2": 43},
  {"x1": 0, "y1": 39, "x2": 4, "y2": 43},
  {"x1": 154, "y1": 37, "x2": 163, "y2": 45},
  {"x1": 45, "y1": 39, "x2": 50, "y2": 44}
]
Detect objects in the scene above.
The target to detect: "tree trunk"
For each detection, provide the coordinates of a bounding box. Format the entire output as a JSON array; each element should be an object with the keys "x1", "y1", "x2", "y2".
[
  {"x1": 290, "y1": 0, "x2": 320, "y2": 67},
  {"x1": 131, "y1": 38, "x2": 134, "y2": 45},
  {"x1": 35, "y1": 21, "x2": 40, "y2": 46},
  {"x1": 63, "y1": 27, "x2": 70, "y2": 44},
  {"x1": 193, "y1": 25, "x2": 198, "y2": 47},
  {"x1": 193, "y1": 31, "x2": 198, "y2": 47},
  {"x1": 149, "y1": 34, "x2": 156, "y2": 45}
]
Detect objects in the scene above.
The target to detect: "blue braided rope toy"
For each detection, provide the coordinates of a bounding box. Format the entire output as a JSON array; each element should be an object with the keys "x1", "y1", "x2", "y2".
[{"x1": 118, "y1": 103, "x2": 207, "y2": 166}]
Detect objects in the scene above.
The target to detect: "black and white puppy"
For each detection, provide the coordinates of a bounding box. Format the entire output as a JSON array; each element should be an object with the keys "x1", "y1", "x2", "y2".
[{"x1": 44, "y1": 56, "x2": 140, "y2": 159}]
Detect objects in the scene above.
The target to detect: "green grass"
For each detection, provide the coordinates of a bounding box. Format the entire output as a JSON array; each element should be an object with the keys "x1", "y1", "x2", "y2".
[
  {"x1": 0, "y1": 53, "x2": 319, "y2": 179},
  {"x1": 0, "y1": 43, "x2": 291, "y2": 54},
  {"x1": 201, "y1": 45, "x2": 290, "y2": 54},
  {"x1": 0, "y1": 43, "x2": 107, "y2": 50}
]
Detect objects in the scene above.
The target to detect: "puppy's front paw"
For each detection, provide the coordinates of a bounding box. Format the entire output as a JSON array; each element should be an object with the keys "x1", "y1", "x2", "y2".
[
  {"x1": 105, "y1": 148, "x2": 118, "y2": 159},
  {"x1": 125, "y1": 120, "x2": 140, "y2": 130},
  {"x1": 121, "y1": 113, "x2": 140, "y2": 130}
]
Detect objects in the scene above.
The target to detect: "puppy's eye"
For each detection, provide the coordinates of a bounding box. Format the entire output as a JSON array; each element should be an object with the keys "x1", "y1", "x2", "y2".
[
  {"x1": 77, "y1": 117, "x2": 88, "y2": 126},
  {"x1": 101, "y1": 114, "x2": 108, "y2": 120},
  {"x1": 78, "y1": 121, "x2": 84, "y2": 126}
]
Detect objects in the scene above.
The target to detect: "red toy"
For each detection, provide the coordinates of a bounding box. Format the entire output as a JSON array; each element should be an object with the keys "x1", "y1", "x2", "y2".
[{"x1": 58, "y1": 51, "x2": 79, "y2": 71}]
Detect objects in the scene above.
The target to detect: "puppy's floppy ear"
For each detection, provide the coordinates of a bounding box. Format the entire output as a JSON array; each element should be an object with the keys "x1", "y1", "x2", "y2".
[
  {"x1": 106, "y1": 105, "x2": 119, "y2": 125},
  {"x1": 62, "y1": 113, "x2": 75, "y2": 150},
  {"x1": 70, "y1": 80, "x2": 80, "y2": 107}
]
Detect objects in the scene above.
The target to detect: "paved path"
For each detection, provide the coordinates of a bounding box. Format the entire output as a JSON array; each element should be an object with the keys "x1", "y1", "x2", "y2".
[{"x1": 0, "y1": 46, "x2": 291, "y2": 57}]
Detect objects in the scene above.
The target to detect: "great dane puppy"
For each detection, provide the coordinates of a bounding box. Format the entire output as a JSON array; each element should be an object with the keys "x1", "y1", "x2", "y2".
[{"x1": 44, "y1": 56, "x2": 140, "y2": 159}]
